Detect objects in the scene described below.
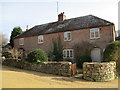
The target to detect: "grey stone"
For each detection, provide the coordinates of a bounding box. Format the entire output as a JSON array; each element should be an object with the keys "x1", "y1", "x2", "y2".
[{"x1": 83, "y1": 62, "x2": 117, "y2": 82}]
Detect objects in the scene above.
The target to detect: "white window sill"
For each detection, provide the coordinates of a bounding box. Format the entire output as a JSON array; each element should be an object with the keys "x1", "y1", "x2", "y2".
[{"x1": 38, "y1": 42, "x2": 44, "y2": 44}]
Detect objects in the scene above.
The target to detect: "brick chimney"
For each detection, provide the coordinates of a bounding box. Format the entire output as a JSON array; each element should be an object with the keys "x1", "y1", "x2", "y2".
[{"x1": 58, "y1": 12, "x2": 66, "y2": 21}]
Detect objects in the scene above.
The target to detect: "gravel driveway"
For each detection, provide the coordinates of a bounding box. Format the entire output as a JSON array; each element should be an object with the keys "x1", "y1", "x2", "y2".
[{"x1": 1, "y1": 65, "x2": 118, "y2": 88}]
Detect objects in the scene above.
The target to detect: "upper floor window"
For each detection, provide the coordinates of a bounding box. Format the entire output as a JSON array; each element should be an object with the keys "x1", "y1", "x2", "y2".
[
  {"x1": 90, "y1": 28, "x2": 100, "y2": 39},
  {"x1": 63, "y1": 49, "x2": 74, "y2": 58},
  {"x1": 38, "y1": 35, "x2": 44, "y2": 44},
  {"x1": 64, "y1": 32, "x2": 71, "y2": 41},
  {"x1": 19, "y1": 38, "x2": 24, "y2": 45}
]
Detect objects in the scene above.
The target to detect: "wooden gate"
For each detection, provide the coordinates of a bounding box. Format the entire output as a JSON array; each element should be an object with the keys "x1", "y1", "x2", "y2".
[{"x1": 71, "y1": 63, "x2": 77, "y2": 75}]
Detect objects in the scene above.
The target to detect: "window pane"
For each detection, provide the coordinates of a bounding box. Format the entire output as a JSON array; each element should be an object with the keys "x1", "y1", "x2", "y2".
[
  {"x1": 64, "y1": 33, "x2": 68, "y2": 40},
  {"x1": 90, "y1": 29, "x2": 95, "y2": 32},
  {"x1": 19, "y1": 38, "x2": 24, "y2": 45},
  {"x1": 91, "y1": 32, "x2": 94, "y2": 38},
  {"x1": 38, "y1": 36, "x2": 43, "y2": 43},
  {"x1": 95, "y1": 31, "x2": 99, "y2": 37},
  {"x1": 64, "y1": 32, "x2": 71, "y2": 41},
  {"x1": 67, "y1": 33, "x2": 71, "y2": 40},
  {"x1": 63, "y1": 50, "x2": 66, "y2": 57},
  {"x1": 67, "y1": 51, "x2": 69, "y2": 57},
  {"x1": 94, "y1": 29, "x2": 99, "y2": 32},
  {"x1": 64, "y1": 33, "x2": 67, "y2": 37},
  {"x1": 70, "y1": 50, "x2": 73, "y2": 57}
]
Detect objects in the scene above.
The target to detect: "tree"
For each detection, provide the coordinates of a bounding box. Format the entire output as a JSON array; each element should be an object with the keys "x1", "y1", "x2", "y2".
[
  {"x1": 10, "y1": 27, "x2": 23, "y2": 47},
  {"x1": 48, "y1": 35, "x2": 63, "y2": 61},
  {"x1": 103, "y1": 41, "x2": 120, "y2": 73},
  {"x1": 0, "y1": 34, "x2": 8, "y2": 46},
  {"x1": 73, "y1": 41, "x2": 94, "y2": 68}
]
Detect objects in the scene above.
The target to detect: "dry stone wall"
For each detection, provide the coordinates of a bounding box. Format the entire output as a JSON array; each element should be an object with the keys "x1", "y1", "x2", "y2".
[
  {"x1": 83, "y1": 62, "x2": 117, "y2": 82},
  {"x1": 2, "y1": 59, "x2": 72, "y2": 76}
]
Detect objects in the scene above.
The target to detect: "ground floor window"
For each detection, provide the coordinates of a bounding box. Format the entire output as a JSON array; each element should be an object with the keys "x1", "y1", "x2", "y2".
[{"x1": 63, "y1": 49, "x2": 74, "y2": 58}]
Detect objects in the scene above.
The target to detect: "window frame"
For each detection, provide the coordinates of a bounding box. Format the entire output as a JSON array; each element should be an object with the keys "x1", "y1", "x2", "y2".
[
  {"x1": 38, "y1": 35, "x2": 44, "y2": 44},
  {"x1": 64, "y1": 32, "x2": 72, "y2": 41},
  {"x1": 90, "y1": 28, "x2": 100, "y2": 39},
  {"x1": 19, "y1": 38, "x2": 24, "y2": 45},
  {"x1": 63, "y1": 49, "x2": 74, "y2": 58}
]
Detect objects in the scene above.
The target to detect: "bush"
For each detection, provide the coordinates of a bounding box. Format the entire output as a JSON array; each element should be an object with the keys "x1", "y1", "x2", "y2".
[
  {"x1": 103, "y1": 41, "x2": 120, "y2": 73},
  {"x1": 8, "y1": 48, "x2": 22, "y2": 59},
  {"x1": 48, "y1": 35, "x2": 63, "y2": 61},
  {"x1": 2, "y1": 52, "x2": 12, "y2": 58},
  {"x1": 27, "y1": 49, "x2": 48, "y2": 64},
  {"x1": 73, "y1": 41, "x2": 94, "y2": 64},
  {"x1": 77, "y1": 56, "x2": 92, "y2": 68}
]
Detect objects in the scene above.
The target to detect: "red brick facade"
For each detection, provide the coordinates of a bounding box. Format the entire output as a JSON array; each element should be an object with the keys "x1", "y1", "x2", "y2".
[{"x1": 14, "y1": 25, "x2": 115, "y2": 58}]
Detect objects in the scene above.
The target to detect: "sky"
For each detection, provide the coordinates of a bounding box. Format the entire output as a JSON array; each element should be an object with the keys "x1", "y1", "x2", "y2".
[{"x1": 0, "y1": 0, "x2": 119, "y2": 41}]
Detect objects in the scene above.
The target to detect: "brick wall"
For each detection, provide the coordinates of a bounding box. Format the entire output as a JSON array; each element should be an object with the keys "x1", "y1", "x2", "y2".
[{"x1": 14, "y1": 25, "x2": 115, "y2": 55}]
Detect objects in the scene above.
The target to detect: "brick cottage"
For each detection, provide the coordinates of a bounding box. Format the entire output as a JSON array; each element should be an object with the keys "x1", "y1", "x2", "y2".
[{"x1": 14, "y1": 12, "x2": 116, "y2": 62}]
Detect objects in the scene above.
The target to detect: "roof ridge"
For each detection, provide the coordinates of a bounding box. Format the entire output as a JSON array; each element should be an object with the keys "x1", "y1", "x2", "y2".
[
  {"x1": 14, "y1": 14, "x2": 114, "y2": 39},
  {"x1": 89, "y1": 15, "x2": 114, "y2": 25}
]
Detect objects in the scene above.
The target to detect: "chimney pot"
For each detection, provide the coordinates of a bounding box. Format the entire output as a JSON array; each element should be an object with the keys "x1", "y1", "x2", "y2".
[{"x1": 58, "y1": 12, "x2": 66, "y2": 21}]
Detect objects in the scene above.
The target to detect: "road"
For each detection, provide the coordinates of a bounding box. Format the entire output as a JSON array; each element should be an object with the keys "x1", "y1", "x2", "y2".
[{"x1": 1, "y1": 65, "x2": 118, "y2": 88}]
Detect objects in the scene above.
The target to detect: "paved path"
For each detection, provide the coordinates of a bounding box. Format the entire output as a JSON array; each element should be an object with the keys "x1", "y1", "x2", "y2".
[{"x1": 1, "y1": 65, "x2": 118, "y2": 88}]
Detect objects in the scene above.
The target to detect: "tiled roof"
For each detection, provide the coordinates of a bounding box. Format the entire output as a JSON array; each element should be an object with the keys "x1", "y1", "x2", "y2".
[{"x1": 15, "y1": 15, "x2": 114, "y2": 39}]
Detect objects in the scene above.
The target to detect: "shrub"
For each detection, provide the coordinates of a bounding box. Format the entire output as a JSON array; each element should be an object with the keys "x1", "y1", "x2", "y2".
[
  {"x1": 77, "y1": 56, "x2": 92, "y2": 68},
  {"x1": 73, "y1": 41, "x2": 94, "y2": 61},
  {"x1": 48, "y1": 35, "x2": 63, "y2": 61},
  {"x1": 73, "y1": 41, "x2": 93, "y2": 68},
  {"x1": 2, "y1": 51, "x2": 12, "y2": 58},
  {"x1": 8, "y1": 48, "x2": 22, "y2": 59},
  {"x1": 27, "y1": 49, "x2": 48, "y2": 64},
  {"x1": 103, "y1": 41, "x2": 120, "y2": 73}
]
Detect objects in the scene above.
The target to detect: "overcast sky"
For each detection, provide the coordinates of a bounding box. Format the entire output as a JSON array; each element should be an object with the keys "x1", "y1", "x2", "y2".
[{"x1": 0, "y1": 0, "x2": 119, "y2": 41}]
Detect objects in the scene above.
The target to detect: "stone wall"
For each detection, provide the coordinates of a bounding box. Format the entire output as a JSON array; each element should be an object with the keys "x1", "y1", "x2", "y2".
[
  {"x1": 2, "y1": 59, "x2": 75, "y2": 76},
  {"x1": 83, "y1": 62, "x2": 117, "y2": 82}
]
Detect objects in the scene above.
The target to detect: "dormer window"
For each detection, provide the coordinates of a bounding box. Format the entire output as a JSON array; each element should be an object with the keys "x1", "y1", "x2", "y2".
[
  {"x1": 64, "y1": 32, "x2": 71, "y2": 41},
  {"x1": 38, "y1": 35, "x2": 44, "y2": 44},
  {"x1": 19, "y1": 38, "x2": 24, "y2": 45},
  {"x1": 90, "y1": 28, "x2": 100, "y2": 39}
]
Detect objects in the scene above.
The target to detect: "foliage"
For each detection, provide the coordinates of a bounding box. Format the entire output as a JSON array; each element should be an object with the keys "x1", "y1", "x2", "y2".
[
  {"x1": 10, "y1": 26, "x2": 23, "y2": 47},
  {"x1": 78, "y1": 56, "x2": 92, "y2": 68},
  {"x1": 48, "y1": 35, "x2": 63, "y2": 61},
  {"x1": 8, "y1": 48, "x2": 22, "y2": 59},
  {"x1": 73, "y1": 41, "x2": 94, "y2": 68},
  {"x1": 27, "y1": 49, "x2": 48, "y2": 64},
  {"x1": 103, "y1": 41, "x2": 120, "y2": 72},
  {"x1": 73, "y1": 41, "x2": 94, "y2": 60},
  {"x1": 2, "y1": 51, "x2": 12, "y2": 58}
]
